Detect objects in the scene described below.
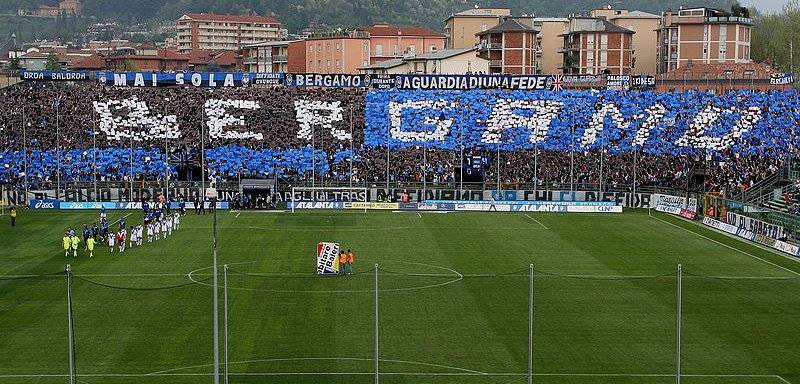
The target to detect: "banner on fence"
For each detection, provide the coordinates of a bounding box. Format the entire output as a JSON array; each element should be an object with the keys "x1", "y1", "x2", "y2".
[
  {"x1": 28, "y1": 199, "x2": 60, "y2": 209},
  {"x1": 702, "y1": 217, "x2": 799, "y2": 256},
  {"x1": 726, "y1": 212, "x2": 786, "y2": 240},
  {"x1": 316, "y1": 242, "x2": 341, "y2": 275}
]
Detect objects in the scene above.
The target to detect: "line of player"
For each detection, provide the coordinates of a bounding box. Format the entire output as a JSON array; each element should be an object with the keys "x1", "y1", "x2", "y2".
[{"x1": 62, "y1": 205, "x2": 182, "y2": 258}]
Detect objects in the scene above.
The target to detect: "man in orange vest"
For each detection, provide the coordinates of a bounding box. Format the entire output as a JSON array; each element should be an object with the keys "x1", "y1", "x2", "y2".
[
  {"x1": 338, "y1": 250, "x2": 348, "y2": 275},
  {"x1": 345, "y1": 249, "x2": 355, "y2": 275}
]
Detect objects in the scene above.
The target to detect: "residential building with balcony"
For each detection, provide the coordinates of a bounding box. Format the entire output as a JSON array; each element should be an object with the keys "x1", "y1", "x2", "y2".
[
  {"x1": 532, "y1": 18, "x2": 569, "y2": 74},
  {"x1": 444, "y1": 8, "x2": 512, "y2": 49},
  {"x1": 656, "y1": 7, "x2": 753, "y2": 74},
  {"x1": 560, "y1": 17, "x2": 635, "y2": 75},
  {"x1": 476, "y1": 18, "x2": 538, "y2": 74},
  {"x1": 242, "y1": 40, "x2": 295, "y2": 72},
  {"x1": 358, "y1": 24, "x2": 445, "y2": 64},
  {"x1": 590, "y1": 8, "x2": 660, "y2": 75},
  {"x1": 176, "y1": 13, "x2": 283, "y2": 53}
]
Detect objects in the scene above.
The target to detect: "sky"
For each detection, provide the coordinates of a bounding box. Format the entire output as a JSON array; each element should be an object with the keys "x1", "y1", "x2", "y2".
[{"x1": 743, "y1": 0, "x2": 789, "y2": 13}]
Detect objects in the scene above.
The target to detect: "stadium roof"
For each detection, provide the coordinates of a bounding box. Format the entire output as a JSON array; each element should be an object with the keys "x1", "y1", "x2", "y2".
[
  {"x1": 359, "y1": 58, "x2": 405, "y2": 70},
  {"x1": 406, "y1": 48, "x2": 476, "y2": 60}
]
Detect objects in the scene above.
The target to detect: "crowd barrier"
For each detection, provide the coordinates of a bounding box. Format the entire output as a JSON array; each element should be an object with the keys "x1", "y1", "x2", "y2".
[
  {"x1": 28, "y1": 199, "x2": 229, "y2": 210},
  {"x1": 288, "y1": 200, "x2": 622, "y2": 213}
]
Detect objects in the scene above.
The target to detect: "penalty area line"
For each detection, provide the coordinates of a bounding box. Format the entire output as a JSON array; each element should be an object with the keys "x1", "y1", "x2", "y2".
[{"x1": 524, "y1": 213, "x2": 549, "y2": 229}]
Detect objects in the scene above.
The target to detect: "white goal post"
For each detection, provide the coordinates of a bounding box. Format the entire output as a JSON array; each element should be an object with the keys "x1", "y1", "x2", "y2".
[{"x1": 290, "y1": 186, "x2": 369, "y2": 213}]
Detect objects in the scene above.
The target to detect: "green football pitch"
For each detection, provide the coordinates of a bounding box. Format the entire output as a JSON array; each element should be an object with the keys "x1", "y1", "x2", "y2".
[{"x1": 1, "y1": 209, "x2": 799, "y2": 384}]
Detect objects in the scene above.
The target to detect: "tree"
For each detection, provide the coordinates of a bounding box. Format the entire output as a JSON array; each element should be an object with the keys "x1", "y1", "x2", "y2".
[
  {"x1": 5, "y1": 57, "x2": 20, "y2": 72},
  {"x1": 731, "y1": 2, "x2": 751, "y2": 18},
  {"x1": 44, "y1": 53, "x2": 62, "y2": 70}
]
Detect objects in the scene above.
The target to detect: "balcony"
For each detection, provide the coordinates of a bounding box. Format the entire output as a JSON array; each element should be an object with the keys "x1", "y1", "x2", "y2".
[
  {"x1": 705, "y1": 16, "x2": 753, "y2": 25},
  {"x1": 488, "y1": 60, "x2": 502, "y2": 67},
  {"x1": 272, "y1": 55, "x2": 288, "y2": 63},
  {"x1": 477, "y1": 42, "x2": 502, "y2": 51},
  {"x1": 560, "y1": 43, "x2": 580, "y2": 52}
]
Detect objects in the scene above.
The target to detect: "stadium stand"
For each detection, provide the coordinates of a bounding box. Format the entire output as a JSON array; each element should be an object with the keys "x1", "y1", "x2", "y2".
[{"x1": 1, "y1": 83, "x2": 798, "y2": 198}]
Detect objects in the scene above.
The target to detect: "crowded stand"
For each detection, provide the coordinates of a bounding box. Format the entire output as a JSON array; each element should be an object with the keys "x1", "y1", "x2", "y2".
[{"x1": 1, "y1": 83, "x2": 799, "y2": 197}]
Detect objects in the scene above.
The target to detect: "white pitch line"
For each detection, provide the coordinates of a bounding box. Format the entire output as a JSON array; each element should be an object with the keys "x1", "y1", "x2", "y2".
[
  {"x1": 235, "y1": 211, "x2": 241, "y2": 218},
  {"x1": 0, "y1": 372, "x2": 789, "y2": 381},
  {"x1": 651, "y1": 214, "x2": 800, "y2": 277},
  {"x1": 417, "y1": 212, "x2": 422, "y2": 218},
  {"x1": 524, "y1": 214, "x2": 549, "y2": 229}
]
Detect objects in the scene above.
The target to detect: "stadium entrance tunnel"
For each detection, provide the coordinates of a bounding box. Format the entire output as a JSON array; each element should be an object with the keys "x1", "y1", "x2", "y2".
[{"x1": 187, "y1": 260, "x2": 465, "y2": 293}]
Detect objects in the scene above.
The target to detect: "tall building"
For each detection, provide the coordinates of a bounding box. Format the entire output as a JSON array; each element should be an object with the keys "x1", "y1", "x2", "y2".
[
  {"x1": 176, "y1": 13, "x2": 282, "y2": 53},
  {"x1": 359, "y1": 24, "x2": 445, "y2": 64},
  {"x1": 656, "y1": 7, "x2": 753, "y2": 74},
  {"x1": 532, "y1": 18, "x2": 569, "y2": 74},
  {"x1": 444, "y1": 8, "x2": 512, "y2": 49},
  {"x1": 560, "y1": 17, "x2": 635, "y2": 75},
  {"x1": 476, "y1": 18, "x2": 538, "y2": 74},
  {"x1": 590, "y1": 8, "x2": 660, "y2": 75}
]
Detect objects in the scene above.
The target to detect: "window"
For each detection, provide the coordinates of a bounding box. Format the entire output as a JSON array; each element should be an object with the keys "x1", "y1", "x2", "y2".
[
  {"x1": 326, "y1": 60, "x2": 331, "y2": 67},
  {"x1": 600, "y1": 34, "x2": 608, "y2": 49},
  {"x1": 363, "y1": 60, "x2": 369, "y2": 67},
  {"x1": 336, "y1": 59, "x2": 341, "y2": 67},
  {"x1": 408, "y1": 45, "x2": 416, "y2": 54},
  {"x1": 362, "y1": 43, "x2": 369, "y2": 52},
  {"x1": 336, "y1": 42, "x2": 341, "y2": 51},
  {"x1": 703, "y1": 25, "x2": 709, "y2": 41},
  {"x1": 720, "y1": 25, "x2": 727, "y2": 42},
  {"x1": 326, "y1": 43, "x2": 331, "y2": 52},
  {"x1": 392, "y1": 44, "x2": 399, "y2": 56},
  {"x1": 600, "y1": 51, "x2": 607, "y2": 67},
  {"x1": 587, "y1": 34, "x2": 595, "y2": 50},
  {"x1": 375, "y1": 44, "x2": 383, "y2": 55},
  {"x1": 317, "y1": 44, "x2": 322, "y2": 52},
  {"x1": 430, "y1": 46, "x2": 437, "y2": 52}
]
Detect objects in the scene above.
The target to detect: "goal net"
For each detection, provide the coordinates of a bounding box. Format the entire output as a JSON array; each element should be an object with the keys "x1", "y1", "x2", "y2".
[{"x1": 290, "y1": 187, "x2": 369, "y2": 213}]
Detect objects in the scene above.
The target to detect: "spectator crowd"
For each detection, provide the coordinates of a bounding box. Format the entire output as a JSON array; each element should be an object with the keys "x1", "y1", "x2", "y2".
[{"x1": 0, "y1": 83, "x2": 798, "y2": 198}]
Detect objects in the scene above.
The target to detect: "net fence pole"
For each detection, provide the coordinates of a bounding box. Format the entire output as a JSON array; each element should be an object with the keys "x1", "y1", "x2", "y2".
[
  {"x1": 675, "y1": 264, "x2": 682, "y2": 384},
  {"x1": 291, "y1": 187, "x2": 295, "y2": 213},
  {"x1": 212, "y1": 210, "x2": 220, "y2": 384},
  {"x1": 374, "y1": 263, "x2": 380, "y2": 384},
  {"x1": 528, "y1": 263, "x2": 534, "y2": 384},
  {"x1": 65, "y1": 264, "x2": 76, "y2": 384},
  {"x1": 223, "y1": 264, "x2": 229, "y2": 384}
]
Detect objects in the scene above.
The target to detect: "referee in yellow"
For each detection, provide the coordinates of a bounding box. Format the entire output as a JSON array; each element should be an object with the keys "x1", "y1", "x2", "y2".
[{"x1": 9, "y1": 206, "x2": 17, "y2": 226}]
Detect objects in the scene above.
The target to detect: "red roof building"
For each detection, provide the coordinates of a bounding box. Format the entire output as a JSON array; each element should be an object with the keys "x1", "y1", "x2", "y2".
[{"x1": 358, "y1": 24, "x2": 446, "y2": 64}]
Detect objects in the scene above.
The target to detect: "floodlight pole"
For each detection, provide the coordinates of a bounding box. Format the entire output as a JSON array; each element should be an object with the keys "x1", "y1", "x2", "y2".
[
  {"x1": 212, "y1": 210, "x2": 220, "y2": 384},
  {"x1": 528, "y1": 263, "x2": 534, "y2": 384},
  {"x1": 223, "y1": 264, "x2": 229, "y2": 384},
  {"x1": 675, "y1": 264, "x2": 682, "y2": 384},
  {"x1": 65, "y1": 264, "x2": 76, "y2": 384},
  {"x1": 374, "y1": 263, "x2": 380, "y2": 384}
]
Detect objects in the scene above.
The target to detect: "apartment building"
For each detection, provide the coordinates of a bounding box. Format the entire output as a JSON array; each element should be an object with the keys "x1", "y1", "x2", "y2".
[
  {"x1": 560, "y1": 17, "x2": 635, "y2": 75},
  {"x1": 177, "y1": 13, "x2": 282, "y2": 53},
  {"x1": 532, "y1": 18, "x2": 569, "y2": 74},
  {"x1": 360, "y1": 24, "x2": 445, "y2": 64},
  {"x1": 288, "y1": 35, "x2": 371, "y2": 74},
  {"x1": 476, "y1": 18, "x2": 538, "y2": 74},
  {"x1": 444, "y1": 8, "x2": 512, "y2": 49},
  {"x1": 656, "y1": 7, "x2": 753, "y2": 73},
  {"x1": 590, "y1": 8, "x2": 660, "y2": 74},
  {"x1": 242, "y1": 40, "x2": 296, "y2": 73}
]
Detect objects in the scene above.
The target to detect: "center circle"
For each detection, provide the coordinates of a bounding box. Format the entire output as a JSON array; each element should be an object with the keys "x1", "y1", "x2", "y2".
[{"x1": 187, "y1": 260, "x2": 463, "y2": 293}]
